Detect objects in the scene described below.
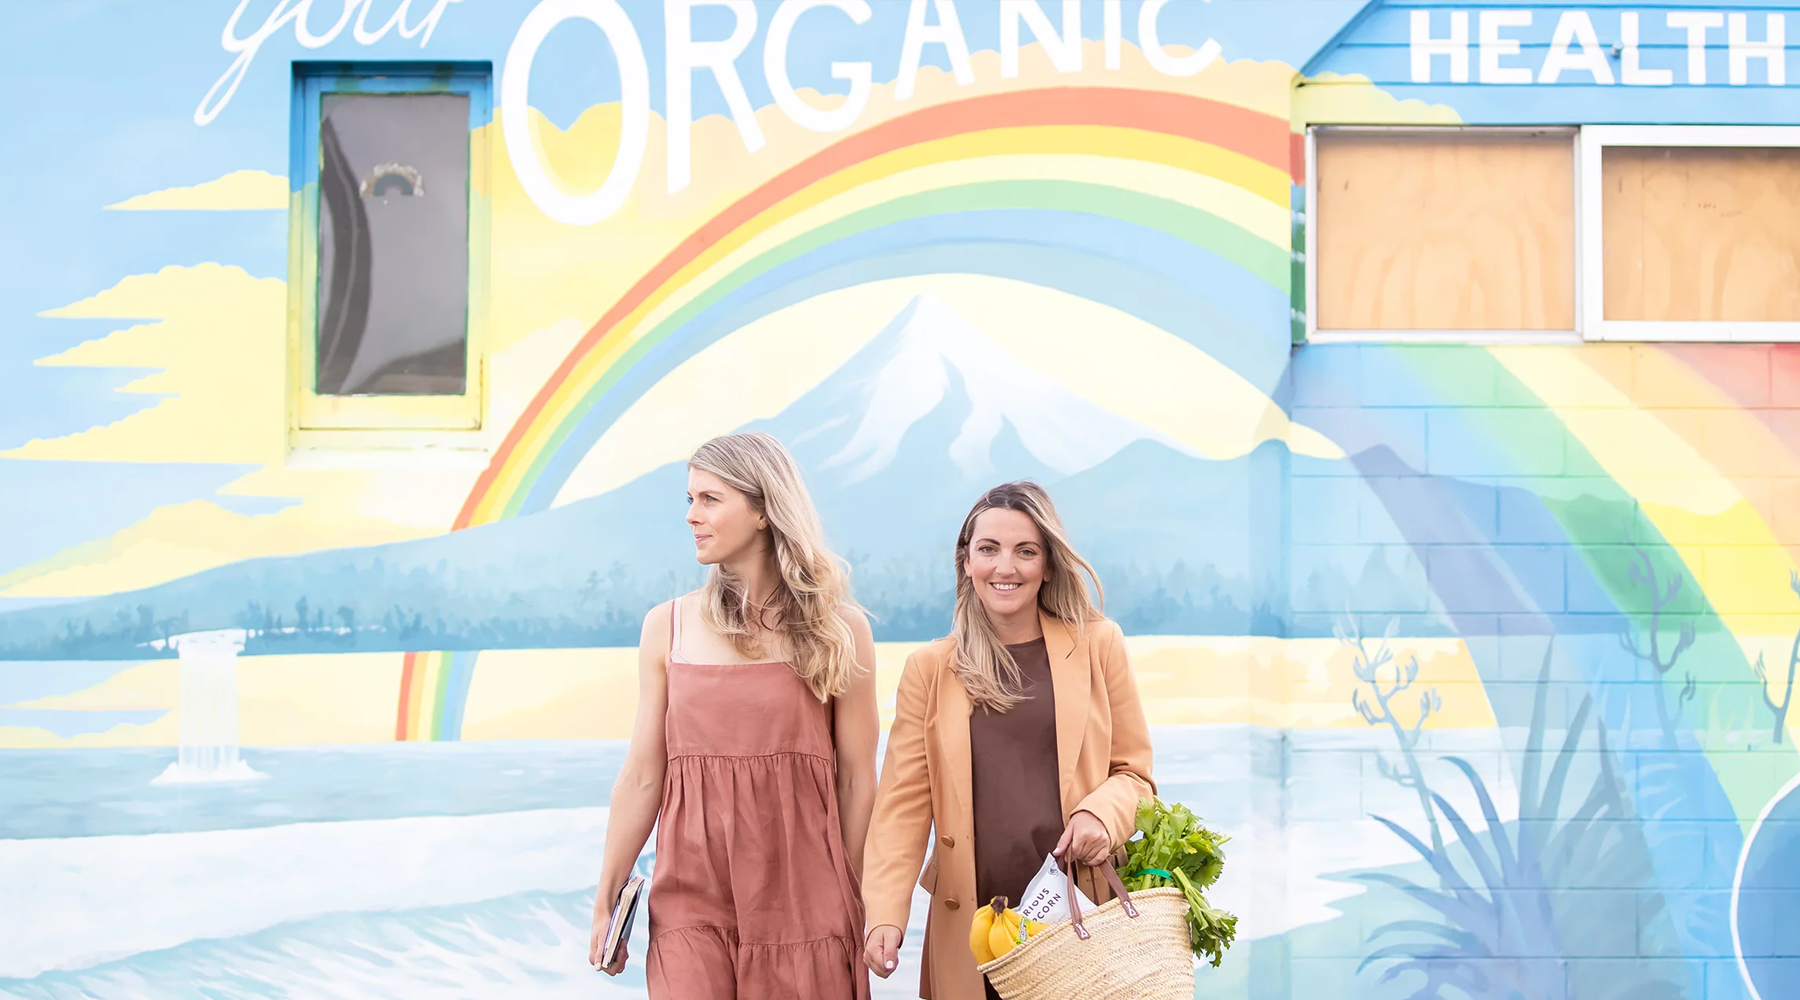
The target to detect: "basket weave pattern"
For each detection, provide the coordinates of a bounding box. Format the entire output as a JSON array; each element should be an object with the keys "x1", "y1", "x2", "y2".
[{"x1": 978, "y1": 886, "x2": 1194, "y2": 1000}]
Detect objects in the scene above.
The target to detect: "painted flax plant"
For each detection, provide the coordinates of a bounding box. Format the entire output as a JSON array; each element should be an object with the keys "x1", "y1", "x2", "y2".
[
  {"x1": 1618, "y1": 538, "x2": 1698, "y2": 751},
  {"x1": 1356, "y1": 640, "x2": 1685, "y2": 1000},
  {"x1": 1753, "y1": 570, "x2": 1800, "y2": 744},
  {"x1": 1341, "y1": 615, "x2": 1445, "y2": 856}
]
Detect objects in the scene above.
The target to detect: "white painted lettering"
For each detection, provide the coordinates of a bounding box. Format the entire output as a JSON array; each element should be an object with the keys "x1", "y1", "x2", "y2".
[
  {"x1": 1668, "y1": 10, "x2": 1724, "y2": 85},
  {"x1": 1001, "y1": 0, "x2": 1081, "y2": 78},
  {"x1": 199, "y1": 1, "x2": 305, "y2": 126},
  {"x1": 197, "y1": 0, "x2": 460, "y2": 127},
  {"x1": 354, "y1": 0, "x2": 455, "y2": 44},
  {"x1": 501, "y1": 0, "x2": 650, "y2": 226},
  {"x1": 1730, "y1": 12, "x2": 1786, "y2": 86},
  {"x1": 1410, "y1": 9, "x2": 1468, "y2": 83},
  {"x1": 1480, "y1": 9, "x2": 1533, "y2": 84},
  {"x1": 1404, "y1": 7, "x2": 1782, "y2": 89},
  {"x1": 1621, "y1": 12, "x2": 1672, "y2": 86},
  {"x1": 765, "y1": 0, "x2": 872, "y2": 133},
  {"x1": 896, "y1": 0, "x2": 973, "y2": 100},
  {"x1": 295, "y1": 0, "x2": 357, "y2": 47},
  {"x1": 666, "y1": 0, "x2": 764, "y2": 195},
  {"x1": 1138, "y1": 0, "x2": 1220, "y2": 77},
  {"x1": 1538, "y1": 10, "x2": 1613, "y2": 84}
]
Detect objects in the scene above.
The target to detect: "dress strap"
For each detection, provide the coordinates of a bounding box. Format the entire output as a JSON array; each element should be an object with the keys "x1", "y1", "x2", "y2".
[{"x1": 668, "y1": 595, "x2": 684, "y2": 662}]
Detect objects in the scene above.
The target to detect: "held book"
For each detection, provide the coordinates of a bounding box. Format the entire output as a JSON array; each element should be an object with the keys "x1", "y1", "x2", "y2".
[{"x1": 601, "y1": 876, "x2": 646, "y2": 969}]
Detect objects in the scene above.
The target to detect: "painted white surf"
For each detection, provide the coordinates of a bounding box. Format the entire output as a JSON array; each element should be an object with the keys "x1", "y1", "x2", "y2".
[
  {"x1": 0, "y1": 806, "x2": 607, "y2": 979},
  {"x1": 0, "y1": 726, "x2": 1519, "y2": 987}
]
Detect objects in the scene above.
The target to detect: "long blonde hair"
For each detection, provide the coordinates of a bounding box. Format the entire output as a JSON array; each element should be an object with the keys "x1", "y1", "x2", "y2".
[
  {"x1": 952, "y1": 481, "x2": 1104, "y2": 712},
  {"x1": 689, "y1": 432, "x2": 862, "y2": 701}
]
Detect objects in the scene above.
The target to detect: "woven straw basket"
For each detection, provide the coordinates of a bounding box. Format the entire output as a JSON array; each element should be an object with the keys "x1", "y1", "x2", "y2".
[{"x1": 978, "y1": 865, "x2": 1194, "y2": 1000}]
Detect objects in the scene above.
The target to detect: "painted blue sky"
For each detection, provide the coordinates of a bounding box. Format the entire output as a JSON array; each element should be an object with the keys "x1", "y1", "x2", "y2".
[{"x1": 0, "y1": 0, "x2": 1366, "y2": 581}]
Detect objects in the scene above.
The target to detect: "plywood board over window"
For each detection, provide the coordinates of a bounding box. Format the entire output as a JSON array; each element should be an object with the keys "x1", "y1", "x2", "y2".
[
  {"x1": 1603, "y1": 147, "x2": 1800, "y2": 323},
  {"x1": 1314, "y1": 130, "x2": 1575, "y2": 335}
]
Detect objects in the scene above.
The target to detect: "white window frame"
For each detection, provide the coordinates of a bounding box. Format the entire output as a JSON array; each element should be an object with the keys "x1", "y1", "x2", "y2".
[
  {"x1": 1580, "y1": 124, "x2": 1800, "y2": 343},
  {"x1": 1304, "y1": 125, "x2": 1583, "y2": 346}
]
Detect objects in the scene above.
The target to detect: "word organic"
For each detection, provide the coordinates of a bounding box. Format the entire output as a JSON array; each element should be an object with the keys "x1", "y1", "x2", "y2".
[
  {"x1": 201, "y1": 0, "x2": 1225, "y2": 226},
  {"x1": 502, "y1": 0, "x2": 1223, "y2": 224}
]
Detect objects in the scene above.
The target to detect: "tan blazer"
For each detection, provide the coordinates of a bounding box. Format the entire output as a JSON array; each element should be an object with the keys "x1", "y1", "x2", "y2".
[{"x1": 862, "y1": 614, "x2": 1156, "y2": 1000}]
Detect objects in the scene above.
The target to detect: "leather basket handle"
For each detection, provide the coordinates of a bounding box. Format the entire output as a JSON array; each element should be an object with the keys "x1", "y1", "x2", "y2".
[{"x1": 1061, "y1": 858, "x2": 1139, "y2": 942}]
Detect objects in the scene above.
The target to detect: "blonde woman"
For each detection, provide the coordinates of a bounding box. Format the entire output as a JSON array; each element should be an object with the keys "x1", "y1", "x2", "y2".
[
  {"x1": 861, "y1": 481, "x2": 1154, "y2": 1000},
  {"x1": 589, "y1": 432, "x2": 877, "y2": 999}
]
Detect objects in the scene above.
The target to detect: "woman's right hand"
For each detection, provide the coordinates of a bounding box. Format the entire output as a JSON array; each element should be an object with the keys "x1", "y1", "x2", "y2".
[
  {"x1": 864, "y1": 925, "x2": 903, "y2": 978},
  {"x1": 589, "y1": 887, "x2": 627, "y2": 976}
]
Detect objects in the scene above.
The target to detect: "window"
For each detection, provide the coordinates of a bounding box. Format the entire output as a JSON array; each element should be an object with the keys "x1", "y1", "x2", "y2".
[
  {"x1": 1306, "y1": 127, "x2": 1577, "y2": 343},
  {"x1": 1582, "y1": 126, "x2": 1800, "y2": 342},
  {"x1": 290, "y1": 63, "x2": 491, "y2": 445},
  {"x1": 1304, "y1": 124, "x2": 1800, "y2": 345}
]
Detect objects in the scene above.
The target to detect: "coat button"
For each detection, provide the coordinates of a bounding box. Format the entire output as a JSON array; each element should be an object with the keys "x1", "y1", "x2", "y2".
[
  {"x1": 944, "y1": 897, "x2": 960, "y2": 910},
  {"x1": 940, "y1": 835, "x2": 955, "y2": 848}
]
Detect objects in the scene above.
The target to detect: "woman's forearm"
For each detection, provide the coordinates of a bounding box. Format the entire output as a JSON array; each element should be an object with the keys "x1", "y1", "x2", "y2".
[
  {"x1": 596, "y1": 761, "x2": 664, "y2": 901},
  {"x1": 837, "y1": 770, "x2": 876, "y2": 879}
]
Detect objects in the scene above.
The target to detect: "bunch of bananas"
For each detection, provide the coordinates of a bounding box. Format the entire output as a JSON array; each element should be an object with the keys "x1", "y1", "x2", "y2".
[{"x1": 968, "y1": 896, "x2": 1044, "y2": 964}]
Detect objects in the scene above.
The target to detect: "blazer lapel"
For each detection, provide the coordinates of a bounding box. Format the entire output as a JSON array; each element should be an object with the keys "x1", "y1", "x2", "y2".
[
  {"x1": 1043, "y1": 613, "x2": 1091, "y2": 814},
  {"x1": 937, "y1": 656, "x2": 975, "y2": 834}
]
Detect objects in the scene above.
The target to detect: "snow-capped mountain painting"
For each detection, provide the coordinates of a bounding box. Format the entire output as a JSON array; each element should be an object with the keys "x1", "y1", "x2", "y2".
[
  {"x1": 0, "y1": 296, "x2": 1306, "y2": 656},
  {"x1": 794, "y1": 294, "x2": 1189, "y2": 485},
  {"x1": 733, "y1": 294, "x2": 1203, "y2": 566}
]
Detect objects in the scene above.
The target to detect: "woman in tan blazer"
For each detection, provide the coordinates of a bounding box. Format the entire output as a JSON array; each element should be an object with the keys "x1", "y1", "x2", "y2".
[{"x1": 861, "y1": 481, "x2": 1155, "y2": 1000}]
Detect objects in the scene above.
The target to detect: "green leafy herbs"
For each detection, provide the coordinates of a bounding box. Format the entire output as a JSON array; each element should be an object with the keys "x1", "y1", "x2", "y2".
[{"x1": 1118, "y1": 798, "x2": 1238, "y2": 967}]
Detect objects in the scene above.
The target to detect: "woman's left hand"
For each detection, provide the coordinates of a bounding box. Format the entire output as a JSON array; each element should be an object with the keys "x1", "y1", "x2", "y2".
[{"x1": 1053, "y1": 810, "x2": 1112, "y2": 867}]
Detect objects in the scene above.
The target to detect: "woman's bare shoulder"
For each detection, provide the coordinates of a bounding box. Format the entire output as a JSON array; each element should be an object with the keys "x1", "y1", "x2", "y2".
[
  {"x1": 833, "y1": 603, "x2": 875, "y2": 639},
  {"x1": 638, "y1": 593, "x2": 699, "y2": 640}
]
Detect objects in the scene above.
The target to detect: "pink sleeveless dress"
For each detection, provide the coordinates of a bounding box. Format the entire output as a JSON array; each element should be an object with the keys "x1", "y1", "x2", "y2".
[{"x1": 646, "y1": 597, "x2": 872, "y2": 1000}]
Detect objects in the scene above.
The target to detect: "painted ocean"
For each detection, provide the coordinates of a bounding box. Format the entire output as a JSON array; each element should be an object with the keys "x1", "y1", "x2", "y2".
[{"x1": 0, "y1": 726, "x2": 1520, "y2": 1000}]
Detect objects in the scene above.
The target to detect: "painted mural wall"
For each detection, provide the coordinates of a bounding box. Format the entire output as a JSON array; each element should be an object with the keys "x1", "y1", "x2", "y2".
[{"x1": 2, "y1": 1, "x2": 1799, "y2": 998}]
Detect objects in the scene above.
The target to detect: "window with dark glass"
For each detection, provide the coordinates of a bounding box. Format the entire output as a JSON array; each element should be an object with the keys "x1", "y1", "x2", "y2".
[
  {"x1": 316, "y1": 92, "x2": 470, "y2": 396},
  {"x1": 291, "y1": 63, "x2": 488, "y2": 440}
]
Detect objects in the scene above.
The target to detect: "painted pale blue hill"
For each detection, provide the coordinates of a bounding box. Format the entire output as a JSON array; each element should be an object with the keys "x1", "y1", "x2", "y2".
[{"x1": 0, "y1": 296, "x2": 1301, "y2": 657}]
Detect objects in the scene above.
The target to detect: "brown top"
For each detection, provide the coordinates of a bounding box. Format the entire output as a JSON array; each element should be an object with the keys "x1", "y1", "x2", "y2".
[{"x1": 969, "y1": 637, "x2": 1064, "y2": 909}]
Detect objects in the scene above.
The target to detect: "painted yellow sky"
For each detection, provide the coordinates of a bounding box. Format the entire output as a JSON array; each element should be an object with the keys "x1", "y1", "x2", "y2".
[
  {"x1": 0, "y1": 281, "x2": 585, "y2": 597},
  {"x1": 0, "y1": 635, "x2": 1495, "y2": 749},
  {"x1": 0, "y1": 265, "x2": 443, "y2": 596},
  {"x1": 1291, "y1": 71, "x2": 1463, "y2": 128},
  {"x1": 3, "y1": 653, "x2": 400, "y2": 747},
  {"x1": 483, "y1": 47, "x2": 1306, "y2": 355},
  {"x1": 12, "y1": 264, "x2": 287, "y2": 465},
  {"x1": 106, "y1": 169, "x2": 288, "y2": 211}
]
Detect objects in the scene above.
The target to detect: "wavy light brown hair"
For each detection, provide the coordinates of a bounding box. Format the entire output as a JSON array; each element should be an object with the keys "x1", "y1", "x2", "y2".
[
  {"x1": 951, "y1": 481, "x2": 1104, "y2": 712},
  {"x1": 689, "y1": 432, "x2": 863, "y2": 701}
]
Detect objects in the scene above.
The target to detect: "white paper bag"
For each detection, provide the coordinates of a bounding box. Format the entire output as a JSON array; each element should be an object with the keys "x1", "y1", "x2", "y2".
[{"x1": 1013, "y1": 852, "x2": 1096, "y2": 924}]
